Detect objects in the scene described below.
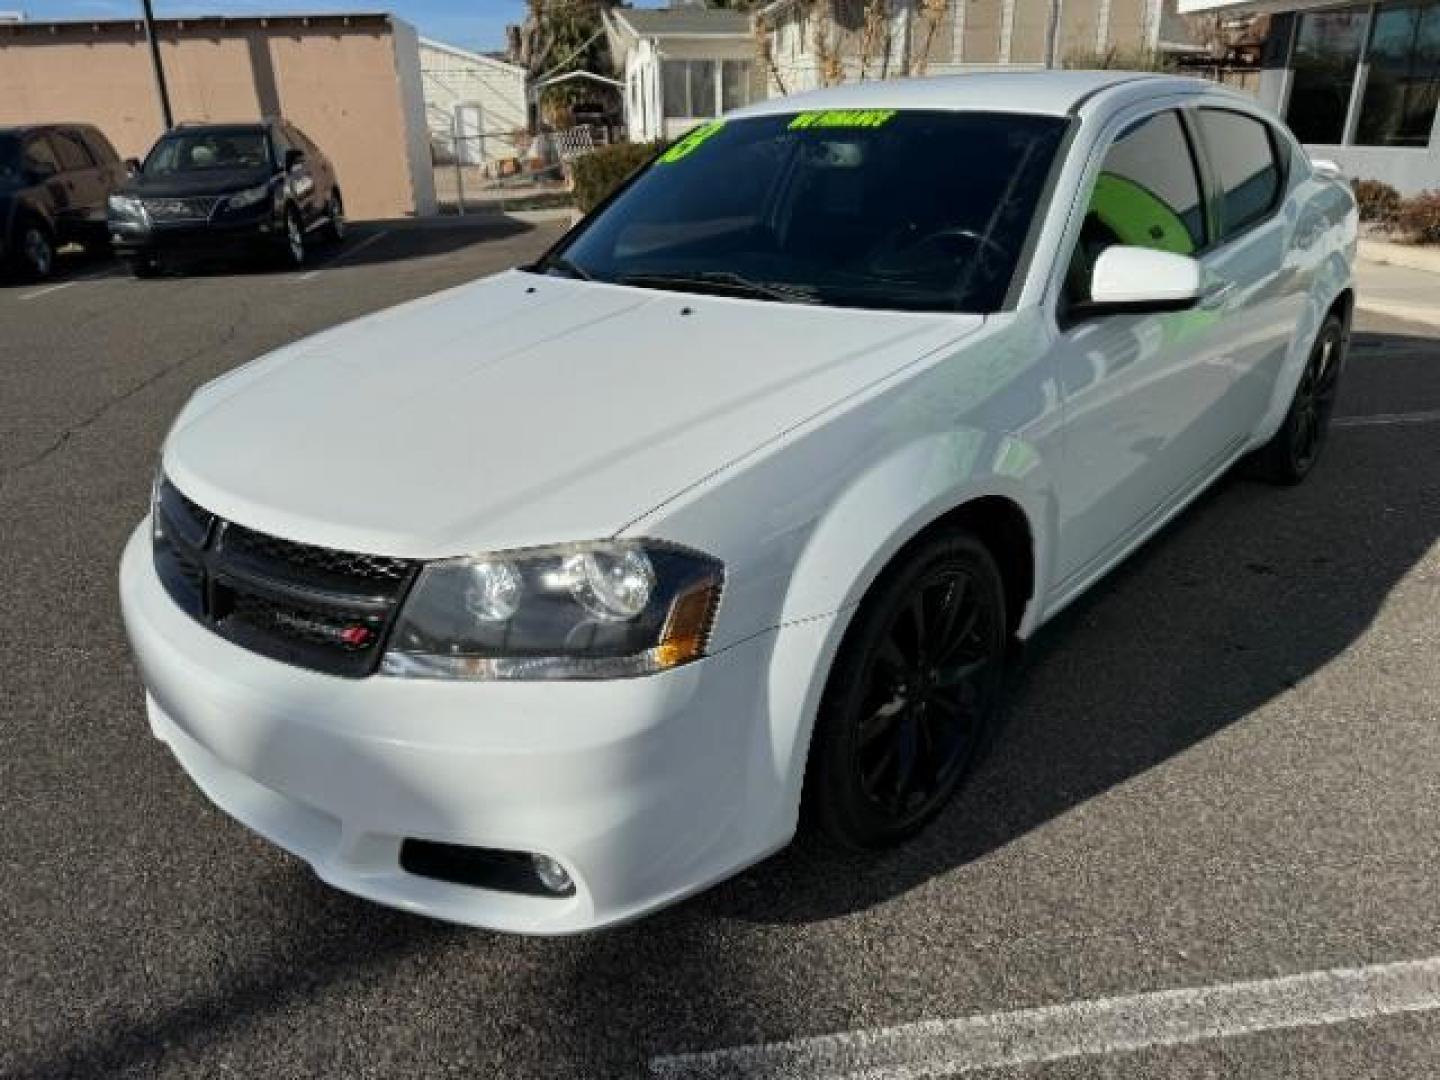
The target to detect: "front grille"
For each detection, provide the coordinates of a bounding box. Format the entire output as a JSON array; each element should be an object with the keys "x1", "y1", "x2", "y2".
[
  {"x1": 143, "y1": 196, "x2": 221, "y2": 222},
  {"x1": 152, "y1": 479, "x2": 419, "y2": 678}
]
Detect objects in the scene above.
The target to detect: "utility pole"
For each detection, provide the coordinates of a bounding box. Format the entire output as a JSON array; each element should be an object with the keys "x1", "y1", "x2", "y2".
[{"x1": 140, "y1": 0, "x2": 175, "y2": 130}]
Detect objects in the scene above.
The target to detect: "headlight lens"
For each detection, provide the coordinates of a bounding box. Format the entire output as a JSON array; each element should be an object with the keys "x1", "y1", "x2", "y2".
[
  {"x1": 381, "y1": 540, "x2": 723, "y2": 680},
  {"x1": 225, "y1": 183, "x2": 271, "y2": 210},
  {"x1": 108, "y1": 194, "x2": 146, "y2": 218}
]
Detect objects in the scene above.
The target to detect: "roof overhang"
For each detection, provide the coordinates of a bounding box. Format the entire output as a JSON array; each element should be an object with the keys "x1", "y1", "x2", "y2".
[{"x1": 1178, "y1": 0, "x2": 1330, "y2": 14}]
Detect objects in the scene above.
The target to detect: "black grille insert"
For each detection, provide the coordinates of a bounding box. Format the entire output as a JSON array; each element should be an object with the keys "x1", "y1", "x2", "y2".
[{"x1": 152, "y1": 479, "x2": 419, "y2": 678}]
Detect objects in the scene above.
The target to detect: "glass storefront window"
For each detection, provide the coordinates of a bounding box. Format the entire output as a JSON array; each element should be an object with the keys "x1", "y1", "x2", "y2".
[
  {"x1": 1355, "y1": 1, "x2": 1440, "y2": 146},
  {"x1": 1286, "y1": 7, "x2": 1369, "y2": 143}
]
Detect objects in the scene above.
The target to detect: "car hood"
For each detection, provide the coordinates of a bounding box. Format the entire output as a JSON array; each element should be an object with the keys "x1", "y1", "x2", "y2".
[
  {"x1": 122, "y1": 168, "x2": 271, "y2": 198},
  {"x1": 164, "y1": 272, "x2": 982, "y2": 558}
]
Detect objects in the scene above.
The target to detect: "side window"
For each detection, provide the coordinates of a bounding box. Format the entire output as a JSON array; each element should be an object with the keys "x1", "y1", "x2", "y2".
[
  {"x1": 52, "y1": 131, "x2": 95, "y2": 171},
  {"x1": 81, "y1": 129, "x2": 121, "y2": 166},
  {"x1": 1064, "y1": 110, "x2": 1206, "y2": 306},
  {"x1": 22, "y1": 136, "x2": 62, "y2": 179},
  {"x1": 1195, "y1": 109, "x2": 1282, "y2": 239}
]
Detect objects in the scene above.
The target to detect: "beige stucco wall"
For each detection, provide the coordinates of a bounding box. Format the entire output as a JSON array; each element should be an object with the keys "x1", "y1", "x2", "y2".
[{"x1": 0, "y1": 18, "x2": 430, "y2": 219}]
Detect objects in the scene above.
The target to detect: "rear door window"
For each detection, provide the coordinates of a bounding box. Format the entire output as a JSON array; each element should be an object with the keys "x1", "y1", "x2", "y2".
[
  {"x1": 1195, "y1": 109, "x2": 1283, "y2": 239},
  {"x1": 22, "y1": 136, "x2": 61, "y2": 179}
]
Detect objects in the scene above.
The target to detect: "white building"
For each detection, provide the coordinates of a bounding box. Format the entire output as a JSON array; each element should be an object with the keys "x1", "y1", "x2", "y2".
[
  {"x1": 603, "y1": 4, "x2": 763, "y2": 143},
  {"x1": 418, "y1": 37, "x2": 528, "y2": 167},
  {"x1": 1179, "y1": 0, "x2": 1440, "y2": 192}
]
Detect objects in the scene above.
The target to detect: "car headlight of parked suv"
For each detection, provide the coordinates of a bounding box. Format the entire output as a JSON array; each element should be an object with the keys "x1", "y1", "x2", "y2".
[
  {"x1": 107, "y1": 193, "x2": 147, "y2": 219},
  {"x1": 381, "y1": 541, "x2": 724, "y2": 681},
  {"x1": 224, "y1": 183, "x2": 272, "y2": 211}
]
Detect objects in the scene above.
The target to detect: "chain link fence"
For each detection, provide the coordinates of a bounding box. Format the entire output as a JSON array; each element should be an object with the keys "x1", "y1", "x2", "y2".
[{"x1": 431, "y1": 123, "x2": 621, "y2": 214}]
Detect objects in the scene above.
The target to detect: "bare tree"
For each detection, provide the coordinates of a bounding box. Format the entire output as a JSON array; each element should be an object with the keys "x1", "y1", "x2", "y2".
[{"x1": 910, "y1": 0, "x2": 950, "y2": 75}]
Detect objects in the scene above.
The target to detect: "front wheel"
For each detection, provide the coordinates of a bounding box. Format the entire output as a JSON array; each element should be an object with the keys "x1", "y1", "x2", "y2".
[
  {"x1": 322, "y1": 191, "x2": 346, "y2": 244},
  {"x1": 276, "y1": 208, "x2": 306, "y2": 269},
  {"x1": 1248, "y1": 313, "x2": 1345, "y2": 485},
  {"x1": 805, "y1": 530, "x2": 1008, "y2": 850},
  {"x1": 12, "y1": 220, "x2": 56, "y2": 280}
]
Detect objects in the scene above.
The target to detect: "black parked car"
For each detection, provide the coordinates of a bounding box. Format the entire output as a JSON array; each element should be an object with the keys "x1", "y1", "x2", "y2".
[
  {"x1": 108, "y1": 119, "x2": 345, "y2": 276},
  {"x1": 1, "y1": 123, "x2": 126, "y2": 280}
]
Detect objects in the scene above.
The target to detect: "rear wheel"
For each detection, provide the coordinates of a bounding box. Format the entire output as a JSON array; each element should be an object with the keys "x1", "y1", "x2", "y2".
[
  {"x1": 126, "y1": 256, "x2": 160, "y2": 279},
  {"x1": 806, "y1": 530, "x2": 1008, "y2": 850},
  {"x1": 1249, "y1": 313, "x2": 1345, "y2": 485}
]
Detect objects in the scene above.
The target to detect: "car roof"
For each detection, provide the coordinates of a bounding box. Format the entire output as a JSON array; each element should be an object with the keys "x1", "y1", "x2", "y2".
[
  {"x1": 164, "y1": 122, "x2": 274, "y2": 136},
  {"x1": 730, "y1": 71, "x2": 1222, "y2": 120}
]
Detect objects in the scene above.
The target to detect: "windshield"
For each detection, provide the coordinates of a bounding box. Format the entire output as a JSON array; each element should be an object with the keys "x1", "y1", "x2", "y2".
[
  {"x1": 143, "y1": 131, "x2": 270, "y2": 175},
  {"x1": 0, "y1": 135, "x2": 20, "y2": 189},
  {"x1": 547, "y1": 110, "x2": 1068, "y2": 313}
]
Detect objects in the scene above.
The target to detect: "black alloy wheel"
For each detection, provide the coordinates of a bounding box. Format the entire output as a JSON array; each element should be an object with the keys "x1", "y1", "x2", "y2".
[
  {"x1": 1250, "y1": 313, "x2": 1346, "y2": 485},
  {"x1": 279, "y1": 208, "x2": 306, "y2": 269},
  {"x1": 18, "y1": 221, "x2": 55, "y2": 280},
  {"x1": 324, "y1": 191, "x2": 346, "y2": 243},
  {"x1": 808, "y1": 530, "x2": 1008, "y2": 849}
]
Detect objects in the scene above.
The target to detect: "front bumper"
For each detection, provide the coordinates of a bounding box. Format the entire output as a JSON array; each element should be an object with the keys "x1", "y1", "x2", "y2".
[
  {"x1": 119, "y1": 523, "x2": 793, "y2": 933},
  {"x1": 109, "y1": 209, "x2": 278, "y2": 259}
]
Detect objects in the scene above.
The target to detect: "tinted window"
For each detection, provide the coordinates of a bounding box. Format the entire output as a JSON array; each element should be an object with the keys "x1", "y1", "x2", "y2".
[
  {"x1": 552, "y1": 111, "x2": 1069, "y2": 313},
  {"x1": 1196, "y1": 109, "x2": 1282, "y2": 237},
  {"x1": 81, "y1": 128, "x2": 121, "y2": 165},
  {"x1": 22, "y1": 136, "x2": 61, "y2": 178},
  {"x1": 1064, "y1": 110, "x2": 1205, "y2": 306},
  {"x1": 51, "y1": 131, "x2": 94, "y2": 171}
]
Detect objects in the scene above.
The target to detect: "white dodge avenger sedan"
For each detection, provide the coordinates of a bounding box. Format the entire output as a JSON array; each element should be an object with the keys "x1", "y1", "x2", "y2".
[{"x1": 120, "y1": 73, "x2": 1357, "y2": 933}]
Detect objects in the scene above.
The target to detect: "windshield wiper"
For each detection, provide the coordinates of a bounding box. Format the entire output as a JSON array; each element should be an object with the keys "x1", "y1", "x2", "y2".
[
  {"x1": 619, "y1": 270, "x2": 819, "y2": 305},
  {"x1": 529, "y1": 254, "x2": 596, "y2": 281}
]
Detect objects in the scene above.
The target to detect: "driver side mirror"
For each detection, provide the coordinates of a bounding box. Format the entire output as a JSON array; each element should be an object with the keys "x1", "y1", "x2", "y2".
[
  {"x1": 1075, "y1": 245, "x2": 1202, "y2": 319},
  {"x1": 124, "y1": 157, "x2": 142, "y2": 177},
  {"x1": 284, "y1": 148, "x2": 306, "y2": 172}
]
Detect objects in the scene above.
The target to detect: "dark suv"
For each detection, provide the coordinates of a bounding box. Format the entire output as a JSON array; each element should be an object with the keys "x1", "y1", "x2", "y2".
[
  {"x1": 108, "y1": 119, "x2": 344, "y2": 276},
  {"x1": 0, "y1": 124, "x2": 126, "y2": 280}
]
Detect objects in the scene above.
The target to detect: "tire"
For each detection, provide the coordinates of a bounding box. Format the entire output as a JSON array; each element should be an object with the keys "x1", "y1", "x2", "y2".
[
  {"x1": 806, "y1": 529, "x2": 1009, "y2": 850},
  {"x1": 322, "y1": 190, "x2": 346, "y2": 244},
  {"x1": 126, "y1": 256, "x2": 160, "y2": 279},
  {"x1": 11, "y1": 219, "x2": 56, "y2": 281},
  {"x1": 1248, "y1": 313, "x2": 1346, "y2": 485},
  {"x1": 276, "y1": 208, "x2": 306, "y2": 269}
]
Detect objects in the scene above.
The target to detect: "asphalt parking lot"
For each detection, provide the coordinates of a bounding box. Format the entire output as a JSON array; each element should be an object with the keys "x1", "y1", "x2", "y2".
[{"x1": 2, "y1": 219, "x2": 1439, "y2": 1079}]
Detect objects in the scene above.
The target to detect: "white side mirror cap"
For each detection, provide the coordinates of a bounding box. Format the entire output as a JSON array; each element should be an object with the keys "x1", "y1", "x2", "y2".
[
  {"x1": 1089, "y1": 245, "x2": 1202, "y2": 311},
  {"x1": 1311, "y1": 158, "x2": 1344, "y2": 181}
]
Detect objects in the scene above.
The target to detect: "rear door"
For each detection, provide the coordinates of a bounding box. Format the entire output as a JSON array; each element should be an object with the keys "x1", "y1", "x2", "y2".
[
  {"x1": 1187, "y1": 107, "x2": 1301, "y2": 436},
  {"x1": 50, "y1": 128, "x2": 108, "y2": 243},
  {"x1": 20, "y1": 134, "x2": 70, "y2": 237},
  {"x1": 1047, "y1": 105, "x2": 1244, "y2": 597}
]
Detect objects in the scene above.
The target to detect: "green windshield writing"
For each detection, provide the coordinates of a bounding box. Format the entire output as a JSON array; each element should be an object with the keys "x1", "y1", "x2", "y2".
[
  {"x1": 788, "y1": 109, "x2": 897, "y2": 130},
  {"x1": 657, "y1": 121, "x2": 726, "y2": 164}
]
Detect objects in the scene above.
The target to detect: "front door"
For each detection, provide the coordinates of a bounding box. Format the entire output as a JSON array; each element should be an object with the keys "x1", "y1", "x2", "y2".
[{"x1": 1048, "y1": 107, "x2": 1242, "y2": 598}]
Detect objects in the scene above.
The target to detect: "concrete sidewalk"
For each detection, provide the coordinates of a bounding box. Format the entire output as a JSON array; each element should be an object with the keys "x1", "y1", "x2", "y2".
[{"x1": 1356, "y1": 258, "x2": 1440, "y2": 328}]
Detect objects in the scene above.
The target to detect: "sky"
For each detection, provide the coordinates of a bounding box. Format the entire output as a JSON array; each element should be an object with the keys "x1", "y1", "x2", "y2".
[{"x1": 12, "y1": 0, "x2": 667, "y2": 55}]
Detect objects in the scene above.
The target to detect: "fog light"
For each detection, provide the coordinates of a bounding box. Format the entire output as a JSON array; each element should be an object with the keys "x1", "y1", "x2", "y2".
[{"x1": 532, "y1": 854, "x2": 573, "y2": 895}]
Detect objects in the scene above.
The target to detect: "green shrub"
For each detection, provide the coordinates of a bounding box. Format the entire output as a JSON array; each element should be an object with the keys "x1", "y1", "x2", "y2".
[
  {"x1": 1396, "y1": 189, "x2": 1440, "y2": 244},
  {"x1": 1353, "y1": 178, "x2": 1402, "y2": 225},
  {"x1": 571, "y1": 141, "x2": 666, "y2": 213}
]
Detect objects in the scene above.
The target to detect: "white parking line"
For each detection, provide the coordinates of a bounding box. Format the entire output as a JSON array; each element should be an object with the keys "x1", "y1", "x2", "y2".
[
  {"x1": 649, "y1": 956, "x2": 1440, "y2": 1079},
  {"x1": 298, "y1": 229, "x2": 390, "y2": 281},
  {"x1": 18, "y1": 265, "x2": 121, "y2": 301},
  {"x1": 1334, "y1": 409, "x2": 1440, "y2": 428}
]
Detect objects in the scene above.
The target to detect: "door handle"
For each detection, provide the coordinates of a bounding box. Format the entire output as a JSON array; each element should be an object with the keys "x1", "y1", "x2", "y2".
[{"x1": 1199, "y1": 280, "x2": 1235, "y2": 311}]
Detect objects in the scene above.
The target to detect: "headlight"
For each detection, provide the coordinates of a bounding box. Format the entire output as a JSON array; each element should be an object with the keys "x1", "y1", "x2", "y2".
[
  {"x1": 108, "y1": 194, "x2": 146, "y2": 218},
  {"x1": 225, "y1": 183, "x2": 271, "y2": 210},
  {"x1": 381, "y1": 540, "x2": 723, "y2": 680}
]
